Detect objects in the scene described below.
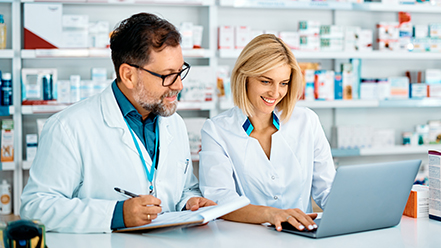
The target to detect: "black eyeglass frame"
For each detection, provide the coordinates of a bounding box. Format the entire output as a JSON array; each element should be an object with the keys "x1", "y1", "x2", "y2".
[{"x1": 127, "y1": 62, "x2": 191, "y2": 87}]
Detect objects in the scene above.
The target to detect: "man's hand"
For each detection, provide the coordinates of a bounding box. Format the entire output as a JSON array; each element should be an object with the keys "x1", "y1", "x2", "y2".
[
  {"x1": 185, "y1": 197, "x2": 216, "y2": 211},
  {"x1": 123, "y1": 195, "x2": 162, "y2": 227}
]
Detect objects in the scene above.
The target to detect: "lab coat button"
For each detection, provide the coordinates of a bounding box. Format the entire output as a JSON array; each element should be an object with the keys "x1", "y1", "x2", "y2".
[
  {"x1": 274, "y1": 196, "x2": 278, "y2": 200},
  {"x1": 271, "y1": 176, "x2": 275, "y2": 180}
]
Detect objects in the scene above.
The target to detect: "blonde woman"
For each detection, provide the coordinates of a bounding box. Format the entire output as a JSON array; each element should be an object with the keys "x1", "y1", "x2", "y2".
[{"x1": 199, "y1": 34, "x2": 335, "y2": 232}]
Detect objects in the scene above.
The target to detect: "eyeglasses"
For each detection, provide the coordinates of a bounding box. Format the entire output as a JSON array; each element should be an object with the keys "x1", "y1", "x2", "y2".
[{"x1": 127, "y1": 62, "x2": 191, "y2": 87}]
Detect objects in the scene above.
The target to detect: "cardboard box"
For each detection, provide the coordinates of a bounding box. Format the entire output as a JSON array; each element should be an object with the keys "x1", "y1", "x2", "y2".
[
  {"x1": 279, "y1": 31, "x2": 299, "y2": 50},
  {"x1": 218, "y1": 26, "x2": 234, "y2": 50},
  {"x1": 429, "y1": 150, "x2": 441, "y2": 221},
  {"x1": 1, "y1": 120, "x2": 13, "y2": 162},
  {"x1": 24, "y1": 3, "x2": 63, "y2": 49},
  {"x1": 403, "y1": 185, "x2": 429, "y2": 218},
  {"x1": 235, "y1": 26, "x2": 251, "y2": 50}
]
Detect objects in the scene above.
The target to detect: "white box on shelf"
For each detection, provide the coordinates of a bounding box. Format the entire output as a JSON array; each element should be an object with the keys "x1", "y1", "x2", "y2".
[
  {"x1": 89, "y1": 21, "x2": 110, "y2": 48},
  {"x1": 24, "y1": 3, "x2": 63, "y2": 49},
  {"x1": 414, "y1": 25, "x2": 428, "y2": 38},
  {"x1": 430, "y1": 38, "x2": 441, "y2": 53},
  {"x1": 320, "y1": 25, "x2": 344, "y2": 39},
  {"x1": 429, "y1": 84, "x2": 441, "y2": 98},
  {"x1": 425, "y1": 69, "x2": 441, "y2": 85},
  {"x1": 218, "y1": 26, "x2": 234, "y2": 50},
  {"x1": 429, "y1": 23, "x2": 441, "y2": 38},
  {"x1": 388, "y1": 77, "x2": 409, "y2": 99},
  {"x1": 356, "y1": 29, "x2": 373, "y2": 51},
  {"x1": 192, "y1": 25, "x2": 203, "y2": 49},
  {"x1": 21, "y1": 68, "x2": 58, "y2": 101},
  {"x1": 235, "y1": 26, "x2": 251, "y2": 50},
  {"x1": 57, "y1": 80, "x2": 71, "y2": 104},
  {"x1": 179, "y1": 66, "x2": 215, "y2": 103},
  {"x1": 299, "y1": 35, "x2": 319, "y2": 52},
  {"x1": 279, "y1": 31, "x2": 299, "y2": 50},
  {"x1": 320, "y1": 38, "x2": 343, "y2": 52},
  {"x1": 180, "y1": 22, "x2": 194, "y2": 50},
  {"x1": 299, "y1": 20, "x2": 320, "y2": 36},
  {"x1": 372, "y1": 128, "x2": 395, "y2": 148},
  {"x1": 26, "y1": 134, "x2": 38, "y2": 162},
  {"x1": 410, "y1": 83, "x2": 428, "y2": 99},
  {"x1": 360, "y1": 82, "x2": 378, "y2": 100},
  {"x1": 62, "y1": 15, "x2": 89, "y2": 28},
  {"x1": 62, "y1": 31, "x2": 88, "y2": 48}
]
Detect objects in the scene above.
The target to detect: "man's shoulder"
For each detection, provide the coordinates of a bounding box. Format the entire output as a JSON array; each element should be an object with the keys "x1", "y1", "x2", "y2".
[{"x1": 51, "y1": 94, "x2": 102, "y2": 123}]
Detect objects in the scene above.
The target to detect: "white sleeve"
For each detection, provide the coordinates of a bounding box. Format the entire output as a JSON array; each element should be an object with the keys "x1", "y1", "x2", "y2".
[
  {"x1": 310, "y1": 111, "x2": 336, "y2": 210},
  {"x1": 20, "y1": 116, "x2": 116, "y2": 233},
  {"x1": 199, "y1": 119, "x2": 245, "y2": 205}
]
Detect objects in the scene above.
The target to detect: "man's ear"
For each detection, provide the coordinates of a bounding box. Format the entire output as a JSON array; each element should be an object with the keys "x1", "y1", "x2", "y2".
[{"x1": 119, "y1": 63, "x2": 137, "y2": 89}]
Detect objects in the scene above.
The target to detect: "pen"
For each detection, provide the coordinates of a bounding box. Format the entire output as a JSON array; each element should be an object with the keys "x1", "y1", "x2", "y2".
[
  {"x1": 114, "y1": 187, "x2": 140, "y2": 198},
  {"x1": 114, "y1": 187, "x2": 164, "y2": 215},
  {"x1": 184, "y1": 159, "x2": 189, "y2": 174}
]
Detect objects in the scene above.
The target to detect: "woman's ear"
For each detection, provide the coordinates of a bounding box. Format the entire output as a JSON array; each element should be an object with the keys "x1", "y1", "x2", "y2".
[{"x1": 119, "y1": 63, "x2": 137, "y2": 89}]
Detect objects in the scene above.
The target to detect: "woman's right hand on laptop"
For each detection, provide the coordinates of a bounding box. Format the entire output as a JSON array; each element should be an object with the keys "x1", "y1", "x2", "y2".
[{"x1": 267, "y1": 207, "x2": 318, "y2": 232}]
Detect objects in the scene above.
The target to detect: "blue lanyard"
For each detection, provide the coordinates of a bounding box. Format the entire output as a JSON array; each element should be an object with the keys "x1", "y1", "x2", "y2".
[{"x1": 124, "y1": 119, "x2": 159, "y2": 195}]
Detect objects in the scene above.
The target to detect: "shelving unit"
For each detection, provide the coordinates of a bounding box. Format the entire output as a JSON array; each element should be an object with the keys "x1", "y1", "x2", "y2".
[{"x1": 1, "y1": 0, "x2": 440, "y2": 215}]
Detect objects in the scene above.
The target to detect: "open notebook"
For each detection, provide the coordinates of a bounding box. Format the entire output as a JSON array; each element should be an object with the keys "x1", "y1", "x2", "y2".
[{"x1": 113, "y1": 196, "x2": 250, "y2": 233}]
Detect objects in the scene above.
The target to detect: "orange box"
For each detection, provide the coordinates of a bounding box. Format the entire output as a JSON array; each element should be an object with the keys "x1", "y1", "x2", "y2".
[{"x1": 403, "y1": 185, "x2": 429, "y2": 218}]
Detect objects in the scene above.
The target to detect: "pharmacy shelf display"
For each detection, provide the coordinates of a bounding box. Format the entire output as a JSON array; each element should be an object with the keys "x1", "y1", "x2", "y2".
[{"x1": 5, "y1": 0, "x2": 441, "y2": 215}]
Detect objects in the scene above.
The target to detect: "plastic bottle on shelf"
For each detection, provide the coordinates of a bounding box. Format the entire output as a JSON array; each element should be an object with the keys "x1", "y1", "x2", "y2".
[
  {"x1": 0, "y1": 179, "x2": 11, "y2": 214},
  {"x1": 0, "y1": 14, "x2": 6, "y2": 49},
  {"x1": 1, "y1": 72, "x2": 12, "y2": 106}
]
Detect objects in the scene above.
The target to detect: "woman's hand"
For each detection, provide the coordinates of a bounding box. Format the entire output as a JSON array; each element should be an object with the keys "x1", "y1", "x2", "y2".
[{"x1": 266, "y1": 208, "x2": 318, "y2": 232}]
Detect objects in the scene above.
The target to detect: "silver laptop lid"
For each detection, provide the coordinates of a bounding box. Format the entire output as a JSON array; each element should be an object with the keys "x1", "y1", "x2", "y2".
[{"x1": 316, "y1": 159, "x2": 421, "y2": 238}]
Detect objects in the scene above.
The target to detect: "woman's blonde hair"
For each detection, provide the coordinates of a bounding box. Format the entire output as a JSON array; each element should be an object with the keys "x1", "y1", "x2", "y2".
[{"x1": 231, "y1": 34, "x2": 302, "y2": 122}]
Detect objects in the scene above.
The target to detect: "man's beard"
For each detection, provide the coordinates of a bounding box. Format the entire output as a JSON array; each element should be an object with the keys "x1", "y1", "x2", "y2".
[{"x1": 133, "y1": 79, "x2": 180, "y2": 117}]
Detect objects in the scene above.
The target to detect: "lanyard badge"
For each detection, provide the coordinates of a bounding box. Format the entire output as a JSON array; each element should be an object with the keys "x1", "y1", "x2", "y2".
[{"x1": 124, "y1": 119, "x2": 159, "y2": 195}]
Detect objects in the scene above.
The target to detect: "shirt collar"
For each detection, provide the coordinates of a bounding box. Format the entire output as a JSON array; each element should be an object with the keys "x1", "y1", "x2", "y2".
[{"x1": 242, "y1": 112, "x2": 280, "y2": 136}]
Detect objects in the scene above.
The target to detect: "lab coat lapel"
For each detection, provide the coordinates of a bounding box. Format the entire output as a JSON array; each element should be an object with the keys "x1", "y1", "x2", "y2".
[
  {"x1": 99, "y1": 85, "x2": 141, "y2": 156},
  {"x1": 156, "y1": 117, "x2": 172, "y2": 171}
]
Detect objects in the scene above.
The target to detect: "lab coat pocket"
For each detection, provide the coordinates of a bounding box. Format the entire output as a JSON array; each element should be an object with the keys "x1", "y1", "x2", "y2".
[{"x1": 173, "y1": 159, "x2": 190, "y2": 202}]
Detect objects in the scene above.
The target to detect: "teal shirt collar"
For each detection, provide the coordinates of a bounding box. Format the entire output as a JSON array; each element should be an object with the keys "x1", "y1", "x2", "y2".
[{"x1": 242, "y1": 112, "x2": 280, "y2": 136}]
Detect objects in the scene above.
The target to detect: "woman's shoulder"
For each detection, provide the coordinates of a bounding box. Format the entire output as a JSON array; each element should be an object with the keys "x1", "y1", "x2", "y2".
[
  {"x1": 203, "y1": 107, "x2": 246, "y2": 133},
  {"x1": 283, "y1": 105, "x2": 320, "y2": 126}
]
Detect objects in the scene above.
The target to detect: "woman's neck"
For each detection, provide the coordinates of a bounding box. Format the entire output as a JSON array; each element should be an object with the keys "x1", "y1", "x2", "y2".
[{"x1": 248, "y1": 112, "x2": 273, "y2": 131}]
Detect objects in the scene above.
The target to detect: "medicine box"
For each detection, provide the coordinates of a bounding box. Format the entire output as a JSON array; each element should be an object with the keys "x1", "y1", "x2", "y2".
[
  {"x1": 26, "y1": 134, "x2": 38, "y2": 162},
  {"x1": 24, "y1": 3, "x2": 63, "y2": 49},
  {"x1": 429, "y1": 150, "x2": 441, "y2": 221},
  {"x1": 410, "y1": 83, "x2": 428, "y2": 98},
  {"x1": 299, "y1": 35, "x2": 319, "y2": 52},
  {"x1": 429, "y1": 23, "x2": 441, "y2": 38},
  {"x1": 403, "y1": 185, "x2": 429, "y2": 218},
  {"x1": 1, "y1": 120, "x2": 13, "y2": 162},
  {"x1": 218, "y1": 26, "x2": 234, "y2": 50},
  {"x1": 22, "y1": 68, "x2": 58, "y2": 101},
  {"x1": 180, "y1": 22, "x2": 193, "y2": 50},
  {"x1": 388, "y1": 77, "x2": 409, "y2": 99},
  {"x1": 235, "y1": 26, "x2": 252, "y2": 50},
  {"x1": 320, "y1": 25, "x2": 344, "y2": 39},
  {"x1": 298, "y1": 21, "x2": 320, "y2": 36},
  {"x1": 278, "y1": 31, "x2": 299, "y2": 50}
]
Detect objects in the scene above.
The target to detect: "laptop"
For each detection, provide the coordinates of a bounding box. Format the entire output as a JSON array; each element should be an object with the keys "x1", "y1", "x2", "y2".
[{"x1": 278, "y1": 159, "x2": 421, "y2": 238}]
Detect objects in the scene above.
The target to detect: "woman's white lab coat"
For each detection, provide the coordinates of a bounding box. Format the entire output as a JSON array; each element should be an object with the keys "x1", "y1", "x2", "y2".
[
  {"x1": 20, "y1": 85, "x2": 201, "y2": 233},
  {"x1": 199, "y1": 106, "x2": 335, "y2": 213}
]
